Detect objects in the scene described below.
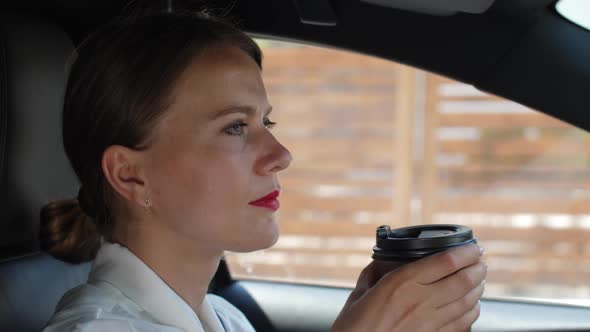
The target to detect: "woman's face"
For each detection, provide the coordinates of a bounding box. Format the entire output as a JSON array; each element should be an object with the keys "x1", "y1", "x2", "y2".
[{"x1": 142, "y1": 46, "x2": 292, "y2": 253}]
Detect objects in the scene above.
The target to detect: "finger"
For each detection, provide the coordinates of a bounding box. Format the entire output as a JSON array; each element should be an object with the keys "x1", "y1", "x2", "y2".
[
  {"x1": 405, "y1": 244, "x2": 483, "y2": 285},
  {"x1": 436, "y1": 282, "x2": 484, "y2": 327},
  {"x1": 346, "y1": 260, "x2": 378, "y2": 304},
  {"x1": 356, "y1": 260, "x2": 377, "y2": 289},
  {"x1": 438, "y1": 298, "x2": 482, "y2": 332},
  {"x1": 429, "y1": 261, "x2": 487, "y2": 307}
]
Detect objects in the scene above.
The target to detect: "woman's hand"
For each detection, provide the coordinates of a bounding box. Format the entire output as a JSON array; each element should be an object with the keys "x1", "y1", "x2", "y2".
[{"x1": 331, "y1": 244, "x2": 486, "y2": 332}]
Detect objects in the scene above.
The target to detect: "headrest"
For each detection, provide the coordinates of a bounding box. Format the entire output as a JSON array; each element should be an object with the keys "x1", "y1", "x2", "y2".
[{"x1": 0, "y1": 12, "x2": 79, "y2": 257}]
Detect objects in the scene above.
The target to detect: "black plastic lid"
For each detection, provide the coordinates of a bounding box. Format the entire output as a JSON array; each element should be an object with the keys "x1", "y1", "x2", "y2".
[{"x1": 372, "y1": 224, "x2": 477, "y2": 261}]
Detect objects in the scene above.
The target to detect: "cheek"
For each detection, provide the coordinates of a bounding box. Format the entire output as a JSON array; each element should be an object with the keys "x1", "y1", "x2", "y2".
[
  {"x1": 151, "y1": 147, "x2": 249, "y2": 229},
  {"x1": 148, "y1": 140, "x2": 277, "y2": 252}
]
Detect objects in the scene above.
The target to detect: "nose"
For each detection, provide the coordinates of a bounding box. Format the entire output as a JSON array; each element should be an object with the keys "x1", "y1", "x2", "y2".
[{"x1": 255, "y1": 132, "x2": 292, "y2": 176}]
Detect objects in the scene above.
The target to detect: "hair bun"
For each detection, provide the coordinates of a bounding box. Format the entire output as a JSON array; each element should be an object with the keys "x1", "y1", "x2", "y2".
[{"x1": 39, "y1": 199, "x2": 101, "y2": 263}]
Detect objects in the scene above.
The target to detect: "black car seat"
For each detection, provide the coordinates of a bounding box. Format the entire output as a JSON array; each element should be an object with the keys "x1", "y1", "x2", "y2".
[{"x1": 0, "y1": 12, "x2": 91, "y2": 332}]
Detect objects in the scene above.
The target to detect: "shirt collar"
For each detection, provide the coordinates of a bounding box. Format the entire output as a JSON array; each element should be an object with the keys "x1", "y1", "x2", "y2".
[{"x1": 88, "y1": 242, "x2": 225, "y2": 332}]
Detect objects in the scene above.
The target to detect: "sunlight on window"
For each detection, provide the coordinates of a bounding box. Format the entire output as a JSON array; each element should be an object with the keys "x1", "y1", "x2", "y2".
[{"x1": 556, "y1": 0, "x2": 590, "y2": 31}]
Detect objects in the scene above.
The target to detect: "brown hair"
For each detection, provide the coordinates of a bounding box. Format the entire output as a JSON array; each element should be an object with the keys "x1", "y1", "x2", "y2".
[{"x1": 39, "y1": 11, "x2": 262, "y2": 263}]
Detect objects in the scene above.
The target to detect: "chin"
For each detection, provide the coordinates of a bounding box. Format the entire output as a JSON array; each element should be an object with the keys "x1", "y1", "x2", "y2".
[{"x1": 232, "y1": 221, "x2": 280, "y2": 253}]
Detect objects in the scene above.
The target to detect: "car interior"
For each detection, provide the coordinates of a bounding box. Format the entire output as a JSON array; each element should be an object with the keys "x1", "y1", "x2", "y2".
[{"x1": 0, "y1": 0, "x2": 589, "y2": 331}]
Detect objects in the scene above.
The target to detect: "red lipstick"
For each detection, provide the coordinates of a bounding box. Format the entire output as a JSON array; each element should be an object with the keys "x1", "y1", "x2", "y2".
[{"x1": 249, "y1": 189, "x2": 280, "y2": 211}]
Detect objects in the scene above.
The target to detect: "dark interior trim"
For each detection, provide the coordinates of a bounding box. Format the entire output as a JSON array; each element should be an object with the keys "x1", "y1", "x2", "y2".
[
  {"x1": 0, "y1": 32, "x2": 7, "y2": 182},
  {"x1": 1, "y1": 1, "x2": 588, "y2": 130}
]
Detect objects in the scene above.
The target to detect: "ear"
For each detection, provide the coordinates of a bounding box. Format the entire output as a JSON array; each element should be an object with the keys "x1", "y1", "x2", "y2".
[{"x1": 101, "y1": 145, "x2": 148, "y2": 209}]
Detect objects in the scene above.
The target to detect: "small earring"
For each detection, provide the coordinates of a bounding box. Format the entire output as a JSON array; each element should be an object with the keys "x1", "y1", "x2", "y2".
[{"x1": 144, "y1": 198, "x2": 152, "y2": 213}]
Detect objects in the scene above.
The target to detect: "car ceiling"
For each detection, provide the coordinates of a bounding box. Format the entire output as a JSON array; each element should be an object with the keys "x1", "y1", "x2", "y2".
[{"x1": 2, "y1": 0, "x2": 589, "y2": 130}]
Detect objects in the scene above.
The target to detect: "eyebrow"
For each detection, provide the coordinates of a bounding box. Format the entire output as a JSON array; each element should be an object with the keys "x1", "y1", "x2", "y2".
[{"x1": 208, "y1": 105, "x2": 273, "y2": 121}]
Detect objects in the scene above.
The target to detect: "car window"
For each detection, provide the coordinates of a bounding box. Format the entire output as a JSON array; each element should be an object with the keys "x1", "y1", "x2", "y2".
[
  {"x1": 224, "y1": 39, "x2": 590, "y2": 305},
  {"x1": 556, "y1": 0, "x2": 590, "y2": 31}
]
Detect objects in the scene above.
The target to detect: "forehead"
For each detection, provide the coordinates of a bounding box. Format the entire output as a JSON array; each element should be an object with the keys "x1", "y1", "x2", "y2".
[{"x1": 170, "y1": 46, "x2": 267, "y2": 115}]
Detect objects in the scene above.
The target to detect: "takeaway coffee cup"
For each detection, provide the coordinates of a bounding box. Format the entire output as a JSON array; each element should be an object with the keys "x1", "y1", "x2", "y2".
[
  {"x1": 372, "y1": 224, "x2": 477, "y2": 279},
  {"x1": 371, "y1": 224, "x2": 478, "y2": 331}
]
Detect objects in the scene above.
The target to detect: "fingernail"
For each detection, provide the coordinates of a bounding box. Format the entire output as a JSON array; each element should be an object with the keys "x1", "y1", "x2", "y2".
[{"x1": 479, "y1": 246, "x2": 485, "y2": 256}]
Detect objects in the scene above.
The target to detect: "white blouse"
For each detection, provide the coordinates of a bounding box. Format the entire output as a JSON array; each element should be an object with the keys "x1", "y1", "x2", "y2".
[{"x1": 43, "y1": 242, "x2": 255, "y2": 332}]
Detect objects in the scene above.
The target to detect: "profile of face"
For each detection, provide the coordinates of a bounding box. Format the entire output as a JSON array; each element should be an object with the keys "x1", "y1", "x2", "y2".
[{"x1": 115, "y1": 46, "x2": 292, "y2": 254}]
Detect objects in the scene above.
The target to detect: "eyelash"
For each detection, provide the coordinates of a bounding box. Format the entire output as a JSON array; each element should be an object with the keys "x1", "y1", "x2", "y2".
[{"x1": 224, "y1": 117, "x2": 277, "y2": 136}]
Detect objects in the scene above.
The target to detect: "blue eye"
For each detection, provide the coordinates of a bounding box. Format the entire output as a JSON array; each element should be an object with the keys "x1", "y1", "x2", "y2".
[
  {"x1": 224, "y1": 121, "x2": 248, "y2": 136},
  {"x1": 224, "y1": 118, "x2": 277, "y2": 137}
]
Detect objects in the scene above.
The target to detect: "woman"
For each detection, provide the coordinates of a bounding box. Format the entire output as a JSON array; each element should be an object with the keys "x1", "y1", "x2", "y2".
[{"x1": 42, "y1": 10, "x2": 486, "y2": 332}]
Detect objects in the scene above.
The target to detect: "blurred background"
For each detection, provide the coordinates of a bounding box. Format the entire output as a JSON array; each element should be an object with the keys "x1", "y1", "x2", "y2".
[{"x1": 225, "y1": 40, "x2": 590, "y2": 305}]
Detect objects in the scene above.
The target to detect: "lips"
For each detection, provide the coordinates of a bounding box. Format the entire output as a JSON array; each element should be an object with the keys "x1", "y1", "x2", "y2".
[{"x1": 249, "y1": 189, "x2": 280, "y2": 211}]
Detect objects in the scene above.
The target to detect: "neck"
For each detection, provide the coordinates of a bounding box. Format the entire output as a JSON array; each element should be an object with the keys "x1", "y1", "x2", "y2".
[{"x1": 113, "y1": 221, "x2": 222, "y2": 314}]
